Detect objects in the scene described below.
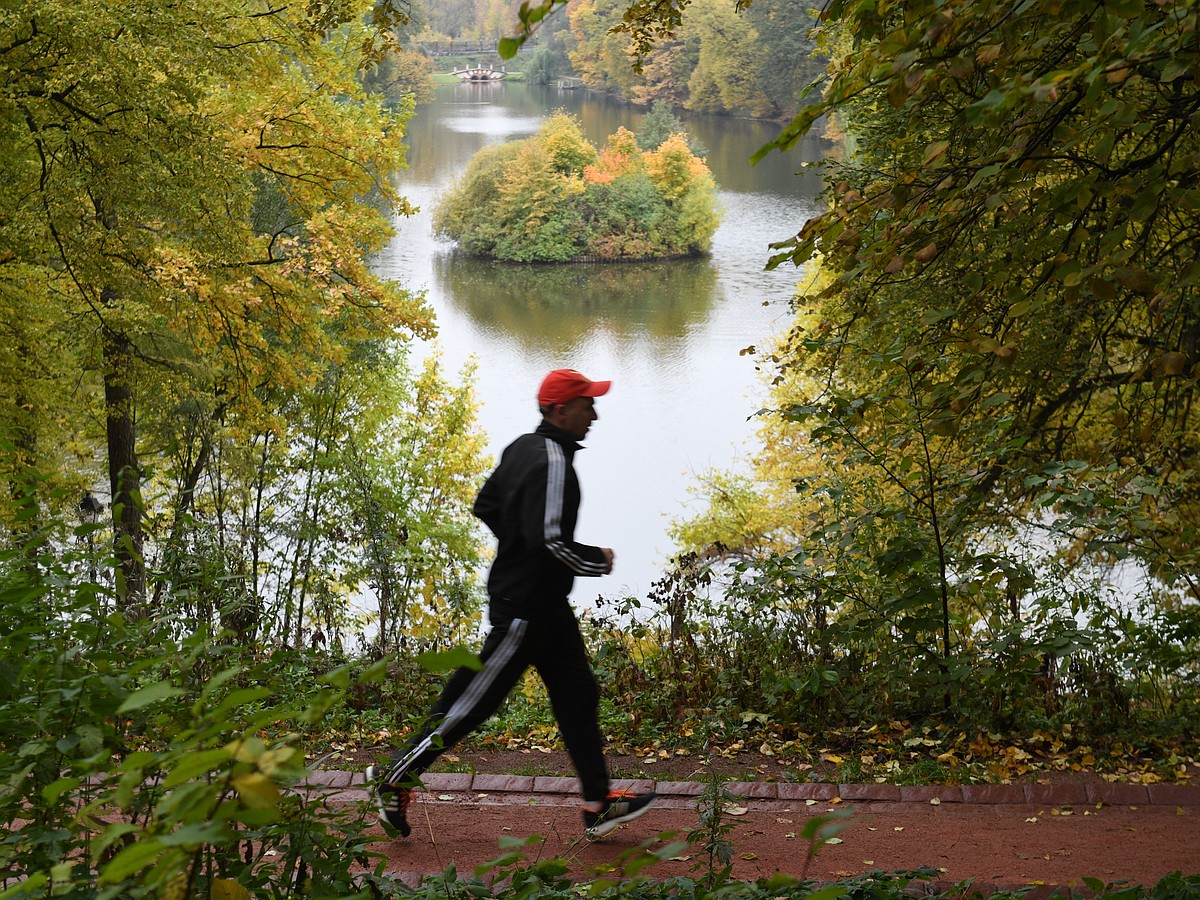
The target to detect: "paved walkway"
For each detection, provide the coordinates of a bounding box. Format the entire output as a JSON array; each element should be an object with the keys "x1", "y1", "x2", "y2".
[{"x1": 310, "y1": 771, "x2": 1200, "y2": 892}]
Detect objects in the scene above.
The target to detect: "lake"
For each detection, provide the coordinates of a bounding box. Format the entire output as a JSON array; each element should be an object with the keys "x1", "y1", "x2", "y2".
[{"x1": 371, "y1": 81, "x2": 825, "y2": 603}]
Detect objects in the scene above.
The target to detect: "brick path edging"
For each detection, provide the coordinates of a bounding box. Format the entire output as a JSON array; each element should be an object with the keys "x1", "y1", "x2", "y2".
[{"x1": 307, "y1": 771, "x2": 1200, "y2": 806}]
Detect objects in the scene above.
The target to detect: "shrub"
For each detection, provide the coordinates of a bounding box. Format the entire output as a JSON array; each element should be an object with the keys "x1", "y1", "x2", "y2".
[{"x1": 434, "y1": 114, "x2": 720, "y2": 262}]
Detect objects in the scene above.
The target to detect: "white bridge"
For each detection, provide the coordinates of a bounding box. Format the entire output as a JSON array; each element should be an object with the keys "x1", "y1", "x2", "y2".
[{"x1": 450, "y1": 66, "x2": 506, "y2": 82}]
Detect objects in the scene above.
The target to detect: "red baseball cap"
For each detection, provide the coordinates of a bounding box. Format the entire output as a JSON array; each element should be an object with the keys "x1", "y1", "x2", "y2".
[{"x1": 537, "y1": 368, "x2": 611, "y2": 407}]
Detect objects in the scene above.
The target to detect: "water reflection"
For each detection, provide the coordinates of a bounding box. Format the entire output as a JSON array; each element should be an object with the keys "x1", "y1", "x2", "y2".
[{"x1": 434, "y1": 255, "x2": 720, "y2": 350}]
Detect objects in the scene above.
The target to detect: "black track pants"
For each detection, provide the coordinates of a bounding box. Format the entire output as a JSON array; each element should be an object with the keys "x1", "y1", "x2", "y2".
[{"x1": 382, "y1": 601, "x2": 610, "y2": 802}]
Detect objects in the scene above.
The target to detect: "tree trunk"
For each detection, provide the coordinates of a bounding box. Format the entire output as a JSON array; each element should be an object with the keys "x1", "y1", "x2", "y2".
[{"x1": 102, "y1": 316, "x2": 146, "y2": 613}]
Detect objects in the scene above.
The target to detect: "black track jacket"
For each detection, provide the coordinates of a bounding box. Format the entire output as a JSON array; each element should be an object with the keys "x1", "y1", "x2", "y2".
[{"x1": 473, "y1": 421, "x2": 608, "y2": 613}]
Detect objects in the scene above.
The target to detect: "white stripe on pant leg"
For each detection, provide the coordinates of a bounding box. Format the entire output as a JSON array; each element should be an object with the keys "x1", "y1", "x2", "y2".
[{"x1": 384, "y1": 619, "x2": 529, "y2": 786}]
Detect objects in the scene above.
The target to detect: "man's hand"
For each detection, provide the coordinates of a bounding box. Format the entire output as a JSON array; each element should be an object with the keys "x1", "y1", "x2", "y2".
[{"x1": 601, "y1": 548, "x2": 615, "y2": 574}]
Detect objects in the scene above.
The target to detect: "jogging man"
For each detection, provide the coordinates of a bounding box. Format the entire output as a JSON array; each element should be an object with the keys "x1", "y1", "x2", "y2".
[{"x1": 367, "y1": 368, "x2": 657, "y2": 839}]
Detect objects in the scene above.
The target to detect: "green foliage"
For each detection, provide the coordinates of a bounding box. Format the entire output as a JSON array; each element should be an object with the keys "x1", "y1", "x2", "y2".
[
  {"x1": 559, "y1": 0, "x2": 824, "y2": 117},
  {"x1": 433, "y1": 114, "x2": 721, "y2": 262},
  {"x1": 0, "y1": 514, "x2": 409, "y2": 898},
  {"x1": 574, "y1": 540, "x2": 1199, "y2": 752},
  {"x1": 524, "y1": 46, "x2": 560, "y2": 85},
  {"x1": 687, "y1": 770, "x2": 743, "y2": 886},
  {"x1": 1, "y1": 0, "x2": 437, "y2": 610},
  {"x1": 750, "y1": 0, "x2": 1200, "y2": 595},
  {"x1": 360, "y1": 48, "x2": 434, "y2": 105},
  {"x1": 140, "y1": 342, "x2": 489, "y2": 656},
  {"x1": 637, "y1": 100, "x2": 706, "y2": 155},
  {"x1": 661, "y1": 0, "x2": 1200, "y2": 762}
]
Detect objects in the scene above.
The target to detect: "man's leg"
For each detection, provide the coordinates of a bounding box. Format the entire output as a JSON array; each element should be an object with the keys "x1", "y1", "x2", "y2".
[
  {"x1": 370, "y1": 615, "x2": 533, "y2": 835},
  {"x1": 533, "y1": 603, "x2": 609, "y2": 801},
  {"x1": 535, "y1": 603, "x2": 656, "y2": 836}
]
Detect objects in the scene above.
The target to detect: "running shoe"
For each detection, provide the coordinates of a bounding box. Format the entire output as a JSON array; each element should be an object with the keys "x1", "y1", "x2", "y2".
[
  {"x1": 583, "y1": 790, "x2": 657, "y2": 838},
  {"x1": 365, "y1": 764, "x2": 412, "y2": 837}
]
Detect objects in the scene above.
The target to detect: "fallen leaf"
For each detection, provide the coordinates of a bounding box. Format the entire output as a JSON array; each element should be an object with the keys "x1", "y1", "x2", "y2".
[
  {"x1": 929, "y1": 797, "x2": 941, "y2": 805},
  {"x1": 1025, "y1": 817, "x2": 1038, "y2": 823},
  {"x1": 894, "y1": 826, "x2": 904, "y2": 832},
  {"x1": 806, "y1": 799, "x2": 817, "y2": 806},
  {"x1": 863, "y1": 860, "x2": 875, "y2": 866},
  {"x1": 438, "y1": 794, "x2": 454, "y2": 801},
  {"x1": 723, "y1": 805, "x2": 749, "y2": 816},
  {"x1": 740, "y1": 852, "x2": 758, "y2": 860},
  {"x1": 826, "y1": 837, "x2": 843, "y2": 844}
]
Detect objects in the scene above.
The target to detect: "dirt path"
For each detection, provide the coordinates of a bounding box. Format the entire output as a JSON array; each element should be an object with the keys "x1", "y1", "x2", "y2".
[{"x1": 313, "y1": 772, "x2": 1200, "y2": 891}]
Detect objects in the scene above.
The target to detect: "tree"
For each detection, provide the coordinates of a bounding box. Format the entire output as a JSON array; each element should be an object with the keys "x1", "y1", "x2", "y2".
[
  {"x1": 753, "y1": 0, "x2": 1200, "y2": 594},
  {"x1": 636, "y1": 100, "x2": 706, "y2": 155},
  {"x1": 686, "y1": 0, "x2": 776, "y2": 117},
  {"x1": 568, "y1": 0, "x2": 648, "y2": 96},
  {"x1": 2, "y1": 0, "x2": 431, "y2": 608}
]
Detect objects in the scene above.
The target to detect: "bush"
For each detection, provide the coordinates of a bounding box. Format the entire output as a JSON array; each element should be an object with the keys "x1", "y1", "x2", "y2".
[
  {"x1": 434, "y1": 114, "x2": 720, "y2": 262},
  {"x1": 0, "y1": 525, "x2": 404, "y2": 898}
]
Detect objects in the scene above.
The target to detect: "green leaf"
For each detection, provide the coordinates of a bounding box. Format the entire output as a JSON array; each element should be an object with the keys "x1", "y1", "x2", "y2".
[
  {"x1": 0, "y1": 874, "x2": 48, "y2": 899},
  {"x1": 921, "y1": 307, "x2": 956, "y2": 325},
  {"x1": 417, "y1": 647, "x2": 483, "y2": 673},
  {"x1": 117, "y1": 681, "x2": 184, "y2": 714},
  {"x1": 163, "y1": 748, "x2": 232, "y2": 788},
  {"x1": 158, "y1": 820, "x2": 231, "y2": 847},
  {"x1": 42, "y1": 776, "x2": 82, "y2": 804},
  {"x1": 99, "y1": 838, "x2": 164, "y2": 883}
]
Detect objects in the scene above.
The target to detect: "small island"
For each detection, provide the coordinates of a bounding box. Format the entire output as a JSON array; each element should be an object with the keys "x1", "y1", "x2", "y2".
[{"x1": 433, "y1": 113, "x2": 722, "y2": 262}]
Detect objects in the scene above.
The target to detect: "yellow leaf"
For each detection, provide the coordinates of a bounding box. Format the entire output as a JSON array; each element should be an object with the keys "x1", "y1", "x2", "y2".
[
  {"x1": 212, "y1": 879, "x2": 252, "y2": 900},
  {"x1": 232, "y1": 772, "x2": 280, "y2": 809},
  {"x1": 922, "y1": 141, "x2": 950, "y2": 165},
  {"x1": 160, "y1": 874, "x2": 189, "y2": 900}
]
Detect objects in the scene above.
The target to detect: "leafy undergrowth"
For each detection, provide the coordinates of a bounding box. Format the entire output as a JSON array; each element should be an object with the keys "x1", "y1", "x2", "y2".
[
  {"x1": 313, "y1": 715, "x2": 1199, "y2": 786},
  {"x1": 391, "y1": 856, "x2": 1200, "y2": 900}
]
